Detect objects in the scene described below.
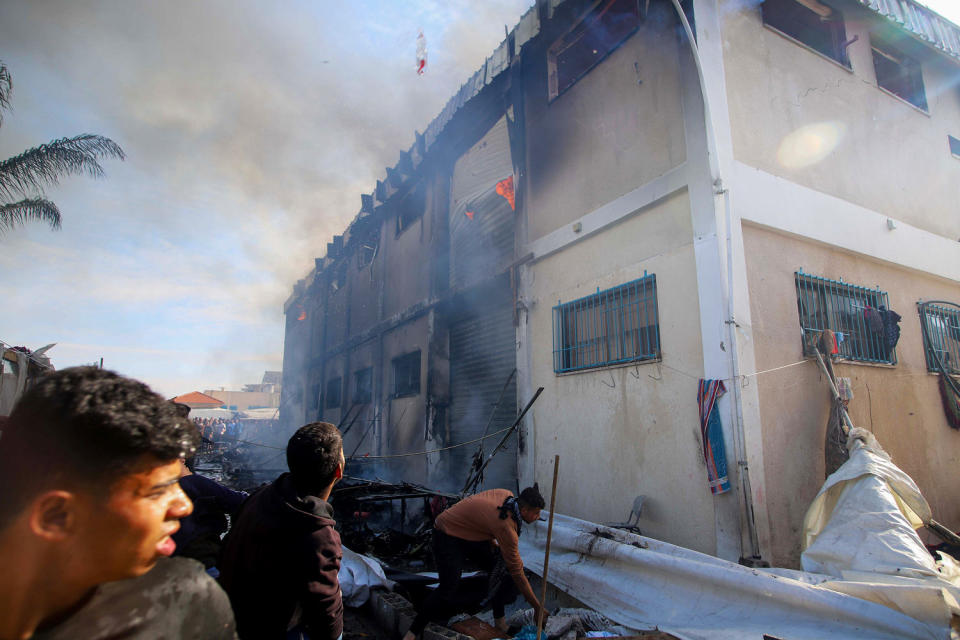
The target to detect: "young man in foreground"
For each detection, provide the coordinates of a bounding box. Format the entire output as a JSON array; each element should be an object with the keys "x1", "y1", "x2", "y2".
[
  {"x1": 0, "y1": 366, "x2": 236, "y2": 639},
  {"x1": 219, "y1": 421, "x2": 345, "y2": 640},
  {"x1": 405, "y1": 485, "x2": 549, "y2": 639}
]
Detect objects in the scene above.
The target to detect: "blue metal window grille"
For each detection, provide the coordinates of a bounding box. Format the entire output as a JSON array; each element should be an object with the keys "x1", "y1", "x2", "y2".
[
  {"x1": 795, "y1": 270, "x2": 895, "y2": 364},
  {"x1": 553, "y1": 274, "x2": 660, "y2": 374},
  {"x1": 918, "y1": 302, "x2": 960, "y2": 375}
]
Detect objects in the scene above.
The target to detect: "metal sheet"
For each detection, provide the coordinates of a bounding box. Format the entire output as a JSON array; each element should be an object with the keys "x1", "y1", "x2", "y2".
[{"x1": 858, "y1": 0, "x2": 960, "y2": 61}]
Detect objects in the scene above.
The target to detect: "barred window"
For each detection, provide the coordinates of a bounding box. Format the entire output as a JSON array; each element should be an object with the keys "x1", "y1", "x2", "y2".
[
  {"x1": 919, "y1": 302, "x2": 960, "y2": 375},
  {"x1": 795, "y1": 270, "x2": 895, "y2": 364},
  {"x1": 553, "y1": 274, "x2": 660, "y2": 374}
]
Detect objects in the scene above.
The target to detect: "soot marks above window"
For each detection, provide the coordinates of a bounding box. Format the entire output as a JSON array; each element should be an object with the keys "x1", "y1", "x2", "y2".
[
  {"x1": 762, "y1": 0, "x2": 851, "y2": 68},
  {"x1": 547, "y1": 0, "x2": 642, "y2": 101}
]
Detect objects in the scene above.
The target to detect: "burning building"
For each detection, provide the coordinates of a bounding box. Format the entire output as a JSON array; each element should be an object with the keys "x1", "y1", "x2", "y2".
[{"x1": 282, "y1": 0, "x2": 960, "y2": 568}]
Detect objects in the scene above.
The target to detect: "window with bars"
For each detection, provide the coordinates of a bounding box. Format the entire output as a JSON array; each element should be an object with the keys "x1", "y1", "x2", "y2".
[
  {"x1": 795, "y1": 270, "x2": 895, "y2": 364},
  {"x1": 553, "y1": 274, "x2": 660, "y2": 374},
  {"x1": 919, "y1": 302, "x2": 960, "y2": 375}
]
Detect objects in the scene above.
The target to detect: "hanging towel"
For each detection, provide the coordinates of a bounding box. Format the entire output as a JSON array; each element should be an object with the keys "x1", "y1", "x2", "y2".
[{"x1": 697, "y1": 379, "x2": 731, "y2": 495}]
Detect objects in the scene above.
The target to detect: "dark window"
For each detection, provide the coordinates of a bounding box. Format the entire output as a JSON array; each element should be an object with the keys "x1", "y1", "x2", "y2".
[
  {"x1": 795, "y1": 271, "x2": 895, "y2": 364},
  {"x1": 547, "y1": 0, "x2": 641, "y2": 101},
  {"x1": 357, "y1": 239, "x2": 378, "y2": 269},
  {"x1": 553, "y1": 274, "x2": 660, "y2": 374},
  {"x1": 919, "y1": 302, "x2": 960, "y2": 375},
  {"x1": 354, "y1": 367, "x2": 373, "y2": 404},
  {"x1": 392, "y1": 351, "x2": 421, "y2": 397},
  {"x1": 396, "y1": 183, "x2": 426, "y2": 235},
  {"x1": 949, "y1": 135, "x2": 960, "y2": 158},
  {"x1": 872, "y1": 37, "x2": 927, "y2": 111},
  {"x1": 325, "y1": 377, "x2": 342, "y2": 409},
  {"x1": 762, "y1": 0, "x2": 849, "y2": 67},
  {"x1": 331, "y1": 263, "x2": 347, "y2": 293}
]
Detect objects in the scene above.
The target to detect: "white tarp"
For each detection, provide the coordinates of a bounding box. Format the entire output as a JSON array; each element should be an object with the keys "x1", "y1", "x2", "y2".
[
  {"x1": 519, "y1": 514, "x2": 948, "y2": 639},
  {"x1": 802, "y1": 428, "x2": 960, "y2": 630},
  {"x1": 339, "y1": 545, "x2": 394, "y2": 608}
]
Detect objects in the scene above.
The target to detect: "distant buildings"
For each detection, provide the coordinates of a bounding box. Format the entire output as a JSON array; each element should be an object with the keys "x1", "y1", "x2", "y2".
[
  {"x1": 282, "y1": 0, "x2": 960, "y2": 567},
  {"x1": 203, "y1": 371, "x2": 282, "y2": 411}
]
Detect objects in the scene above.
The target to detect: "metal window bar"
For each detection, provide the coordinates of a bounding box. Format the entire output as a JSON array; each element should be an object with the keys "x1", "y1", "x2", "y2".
[
  {"x1": 553, "y1": 274, "x2": 660, "y2": 374},
  {"x1": 919, "y1": 302, "x2": 960, "y2": 375},
  {"x1": 795, "y1": 270, "x2": 895, "y2": 364}
]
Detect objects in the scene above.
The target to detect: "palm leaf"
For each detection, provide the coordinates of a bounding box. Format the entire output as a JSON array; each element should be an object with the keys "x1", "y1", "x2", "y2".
[
  {"x1": 0, "y1": 198, "x2": 61, "y2": 234},
  {"x1": 0, "y1": 134, "x2": 125, "y2": 200},
  {"x1": 0, "y1": 62, "x2": 11, "y2": 126}
]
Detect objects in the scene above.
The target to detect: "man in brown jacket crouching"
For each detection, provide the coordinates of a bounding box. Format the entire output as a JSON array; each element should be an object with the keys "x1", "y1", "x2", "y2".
[
  {"x1": 404, "y1": 486, "x2": 548, "y2": 639},
  {"x1": 219, "y1": 422, "x2": 345, "y2": 640}
]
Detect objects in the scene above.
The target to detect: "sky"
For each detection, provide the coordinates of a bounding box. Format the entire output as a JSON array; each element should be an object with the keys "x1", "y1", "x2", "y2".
[
  {"x1": 0, "y1": 0, "x2": 958, "y2": 399},
  {"x1": 0, "y1": 0, "x2": 535, "y2": 398}
]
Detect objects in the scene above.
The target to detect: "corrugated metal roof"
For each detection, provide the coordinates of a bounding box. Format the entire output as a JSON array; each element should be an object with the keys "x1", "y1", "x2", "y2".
[{"x1": 857, "y1": 0, "x2": 960, "y2": 61}]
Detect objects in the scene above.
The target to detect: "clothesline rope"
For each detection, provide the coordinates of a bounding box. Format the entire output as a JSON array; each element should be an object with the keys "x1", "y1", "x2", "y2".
[{"x1": 350, "y1": 423, "x2": 517, "y2": 461}]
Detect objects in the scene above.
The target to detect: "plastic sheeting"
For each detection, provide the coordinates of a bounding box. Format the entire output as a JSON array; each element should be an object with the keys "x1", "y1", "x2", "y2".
[
  {"x1": 339, "y1": 545, "x2": 394, "y2": 608},
  {"x1": 518, "y1": 516, "x2": 950, "y2": 639},
  {"x1": 802, "y1": 428, "x2": 960, "y2": 630}
]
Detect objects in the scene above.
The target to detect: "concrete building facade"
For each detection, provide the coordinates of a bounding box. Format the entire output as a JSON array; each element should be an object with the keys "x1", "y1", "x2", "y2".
[{"x1": 282, "y1": 0, "x2": 960, "y2": 567}]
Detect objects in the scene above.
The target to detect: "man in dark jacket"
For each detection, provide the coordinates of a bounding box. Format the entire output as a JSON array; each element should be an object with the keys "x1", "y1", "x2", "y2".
[{"x1": 219, "y1": 422, "x2": 345, "y2": 640}]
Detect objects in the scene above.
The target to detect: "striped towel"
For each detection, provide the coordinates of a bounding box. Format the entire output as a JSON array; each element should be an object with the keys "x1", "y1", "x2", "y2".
[{"x1": 698, "y1": 379, "x2": 731, "y2": 495}]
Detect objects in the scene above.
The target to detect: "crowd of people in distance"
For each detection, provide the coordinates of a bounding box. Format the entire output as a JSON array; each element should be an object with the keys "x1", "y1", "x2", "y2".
[
  {"x1": 0, "y1": 366, "x2": 548, "y2": 640},
  {"x1": 194, "y1": 417, "x2": 243, "y2": 443}
]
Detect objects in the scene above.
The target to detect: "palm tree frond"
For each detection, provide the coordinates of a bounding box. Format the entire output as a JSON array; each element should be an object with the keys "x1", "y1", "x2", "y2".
[
  {"x1": 0, "y1": 134, "x2": 125, "y2": 200},
  {"x1": 0, "y1": 198, "x2": 62, "y2": 234},
  {"x1": 0, "y1": 62, "x2": 11, "y2": 127}
]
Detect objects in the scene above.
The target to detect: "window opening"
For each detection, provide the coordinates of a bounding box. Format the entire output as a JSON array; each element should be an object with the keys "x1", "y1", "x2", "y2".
[
  {"x1": 553, "y1": 273, "x2": 660, "y2": 374},
  {"x1": 396, "y1": 183, "x2": 426, "y2": 235},
  {"x1": 762, "y1": 0, "x2": 850, "y2": 67},
  {"x1": 547, "y1": 0, "x2": 642, "y2": 101},
  {"x1": 871, "y1": 37, "x2": 927, "y2": 111},
  {"x1": 392, "y1": 351, "x2": 421, "y2": 397},
  {"x1": 354, "y1": 367, "x2": 373, "y2": 404},
  {"x1": 325, "y1": 377, "x2": 342, "y2": 409},
  {"x1": 795, "y1": 270, "x2": 895, "y2": 364},
  {"x1": 357, "y1": 238, "x2": 378, "y2": 269},
  {"x1": 919, "y1": 301, "x2": 960, "y2": 375},
  {"x1": 949, "y1": 135, "x2": 960, "y2": 158}
]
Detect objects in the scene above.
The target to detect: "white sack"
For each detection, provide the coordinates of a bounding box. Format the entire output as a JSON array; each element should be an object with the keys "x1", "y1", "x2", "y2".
[{"x1": 339, "y1": 545, "x2": 394, "y2": 608}]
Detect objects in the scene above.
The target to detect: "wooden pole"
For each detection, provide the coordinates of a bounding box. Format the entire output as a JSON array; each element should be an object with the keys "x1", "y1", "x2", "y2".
[{"x1": 536, "y1": 455, "x2": 560, "y2": 640}]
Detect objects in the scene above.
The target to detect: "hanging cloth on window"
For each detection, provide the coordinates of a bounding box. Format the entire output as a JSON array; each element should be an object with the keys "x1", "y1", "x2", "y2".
[
  {"x1": 697, "y1": 379, "x2": 731, "y2": 495},
  {"x1": 878, "y1": 307, "x2": 902, "y2": 359}
]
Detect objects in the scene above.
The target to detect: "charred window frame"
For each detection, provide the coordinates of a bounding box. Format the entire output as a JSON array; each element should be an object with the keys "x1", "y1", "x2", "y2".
[
  {"x1": 396, "y1": 182, "x2": 426, "y2": 236},
  {"x1": 547, "y1": 0, "x2": 642, "y2": 102},
  {"x1": 392, "y1": 351, "x2": 421, "y2": 397},
  {"x1": 762, "y1": 0, "x2": 851, "y2": 68},
  {"x1": 353, "y1": 367, "x2": 373, "y2": 404},
  {"x1": 553, "y1": 274, "x2": 660, "y2": 374},
  {"x1": 357, "y1": 237, "x2": 378, "y2": 269},
  {"x1": 795, "y1": 270, "x2": 895, "y2": 364},
  {"x1": 871, "y1": 36, "x2": 927, "y2": 112},
  {"x1": 918, "y1": 302, "x2": 960, "y2": 375},
  {"x1": 325, "y1": 377, "x2": 342, "y2": 409}
]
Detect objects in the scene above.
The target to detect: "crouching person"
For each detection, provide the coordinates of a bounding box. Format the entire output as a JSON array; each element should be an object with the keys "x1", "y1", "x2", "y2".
[
  {"x1": 405, "y1": 486, "x2": 549, "y2": 640},
  {"x1": 219, "y1": 422, "x2": 345, "y2": 640},
  {"x1": 0, "y1": 367, "x2": 236, "y2": 639}
]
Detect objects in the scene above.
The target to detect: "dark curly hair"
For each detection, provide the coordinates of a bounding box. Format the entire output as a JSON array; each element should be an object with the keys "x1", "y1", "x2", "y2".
[
  {"x1": 286, "y1": 422, "x2": 343, "y2": 495},
  {"x1": 0, "y1": 367, "x2": 199, "y2": 529},
  {"x1": 519, "y1": 483, "x2": 546, "y2": 510}
]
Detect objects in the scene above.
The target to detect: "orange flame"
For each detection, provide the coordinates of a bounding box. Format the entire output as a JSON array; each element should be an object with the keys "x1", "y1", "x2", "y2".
[{"x1": 496, "y1": 176, "x2": 515, "y2": 211}]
